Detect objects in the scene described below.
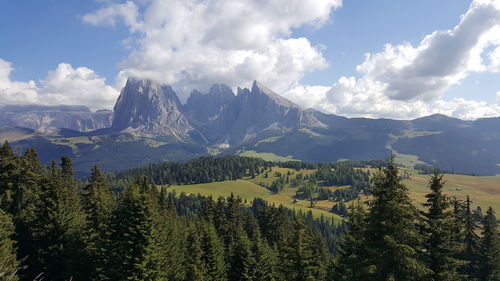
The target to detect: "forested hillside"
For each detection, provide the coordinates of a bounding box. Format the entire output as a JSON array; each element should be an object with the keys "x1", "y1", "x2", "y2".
[{"x1": 0, "y1": 142, "x2": 498, "y2": 281}]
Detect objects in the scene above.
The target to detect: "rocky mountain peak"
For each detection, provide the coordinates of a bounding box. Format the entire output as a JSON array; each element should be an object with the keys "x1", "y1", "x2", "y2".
[
  {"x1": 111, "y1": 78, "x2": 192, "y2": 138},
  {"x1": 250, "y1": 80, "x2": 302, "y2": 109},
  {"x1": 208, "y1": 83, "x2": 235, "y2": 99}
]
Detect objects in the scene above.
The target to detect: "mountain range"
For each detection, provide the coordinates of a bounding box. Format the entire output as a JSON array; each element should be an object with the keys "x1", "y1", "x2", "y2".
[{"x1": 1, "y1": 78, "x2": 500, "y2": 176}]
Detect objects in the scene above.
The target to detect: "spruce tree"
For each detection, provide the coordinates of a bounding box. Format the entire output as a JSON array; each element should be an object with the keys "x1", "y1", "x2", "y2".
[
  {"x1": 82, "y1": 165, "x2": 115, "y2": 281},
  {"x1": 421, "y1": 173, "x2": 465, "y2": 281},
  {"x1": 154, "y1": 206, "x2": 186, "y2": 281},
  {"x1": 12, "y1": 149, "x2": 44, "y2": 280},
  {"x1": 186, "y1": 225, "x2": 208, "y2": 281},
  {"x1": 331, "y1": 200, "x2": 367, "y2": 281},
  {"x1": 279, "y1": 220, "x2": 328, "y2": 281},
  {"x1": 462, "y1": 195, "x2": 480, "y2": 279},
  {"x1": 110, "y1": 184, "x2": 164, "y2": 281},
  {"x1": 0, "y1": 209, "x2": 19, "y2": 281},
  {"x1": 244, "y1": 213, "x2": 277, "y2": 281},
  {"x1": 252, "y1": 236, "x2": 277, "y2": 281},
  {"x1": 228, "y1": 228, "x2": 256, "y2": 281},
  {"x1": 200, "y1": 222, "x2": 227, "y2": 281},
  {"x1": 0, "y1": 142, "x2": 20, "y2": 212},
  {"x1": 478, "y1": 207, "x2": 500, "y2": 281},
  {"x1": 362, "y1": 159, "x2": 429, "y2": 281},
  {"x1": 26, "y1": 159, "x2": 86, "y2": 280}
]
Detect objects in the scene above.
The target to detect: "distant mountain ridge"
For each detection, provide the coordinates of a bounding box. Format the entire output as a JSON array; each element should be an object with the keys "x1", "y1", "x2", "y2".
[
  {"x1": 0, "y1": 104, "x2": 113, "y2": 133},
  {"x1": 2, "y1": 78, "x2": 500, "y2": 176}
]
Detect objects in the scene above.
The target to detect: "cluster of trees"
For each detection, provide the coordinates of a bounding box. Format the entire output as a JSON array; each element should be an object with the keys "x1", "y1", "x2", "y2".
[
  {"x1": 312, "y1": 163, "x2": 371, "y2": 202},
  {"x1": 311, "y1": 163, "x2": 370, "y2": 188},
  {"x1": 414, "y1": 164, "x2": 442, "y2": 175},
  {"x1": 112, "y1": 156, "x2": 271, "y2": 185},
  {"x1": 333, "y1": 159, "x2": 500, "y2": 281},
  {"x1": 331, "y1": 202, "x2": 348, "y2": 217},
  {"x1": 0, "y1": 143, "x2": 340, "y2": 281}
]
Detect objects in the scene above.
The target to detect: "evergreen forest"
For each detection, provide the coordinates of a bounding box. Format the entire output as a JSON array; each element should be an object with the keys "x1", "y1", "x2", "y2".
[{"x1": 0, "y1": 142, "x2": 498, "y2": 281}]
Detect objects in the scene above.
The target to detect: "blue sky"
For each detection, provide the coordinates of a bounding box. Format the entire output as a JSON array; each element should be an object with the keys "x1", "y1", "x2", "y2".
[{"x1": 1, "y1": 0, "x2": 499, "y2": 119}]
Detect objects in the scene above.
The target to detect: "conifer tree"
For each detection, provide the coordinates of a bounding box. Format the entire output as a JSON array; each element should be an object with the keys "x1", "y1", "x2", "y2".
[
  {"x1": 82, "y1": 165, "x2": 115, "y2": 281},
  {"x1": 0, "y1": 142, "x2": 20, "y2": 212},
  {"x1": 186, "y1": 225, "x2": 208, "y2": 281},
  {"x1": 228, "y1": 228, "x2": 256, "y2": 281},
  {"x1": 252, "y1": 236, "x2": 277, "y2": 281},
  {"x1": 279, "y1": 220, "x2": 327, "y2": 281},
  {"x1": 421, "y1": 173, "x2": 465, "y2": 281},
  {"x1": 478, "y1": 207, "x2": 500, "y2": 281},
  {"x1": 200, "y1": 222, "x2": 227, "y2": 281},
  {"x1": 110, "y1": 184, "x2": 164, "y2": 281},
  {"x1": 0, "y1": 209, "x2": 19, "y2": 281},
  {"x1": 26, "y1": 159, "x2": 86, "y2": 280},
  {"x1": 244, "y1": 212, "x2": 277, "y2": 281},
  {"x1": 12, "y1": 149, "x2": 44, "y2": 280},
  {"x1": 331, "y1": 200, "x2": 367, "y2": 281},
  {"x1": 362, "y1": 158, "x2": 429, "y2": 281},
  {"x1": 155, "y1": 207, "x2": 186, "y2": 281},
  {"x1": 462, "y1": 195, "x2": 480, "y2": 279}
]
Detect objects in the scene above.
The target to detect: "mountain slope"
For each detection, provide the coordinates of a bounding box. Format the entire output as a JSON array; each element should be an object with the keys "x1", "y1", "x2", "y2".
[
  {"x1": 0, "y1": 105, "x2": 112, "y2": 133},
  {"x1": 111, "y1": 78, "x2": 194, "y2": 139},
  {"x1": 2, "y1": 78, "x2": 500, "y2": 176}
]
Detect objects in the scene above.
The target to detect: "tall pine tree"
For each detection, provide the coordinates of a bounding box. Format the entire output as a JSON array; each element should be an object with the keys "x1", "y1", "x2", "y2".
[
  {"x1": 461, "y1": 195, "x2": 481, "y2": 279},
  {"x1": 331, "y1": 200, "x2": 367, "y2": 281},
  {"x1": 186, "y1": 225, "x2": 208, "y2": 281},
  {"x1": 278, "y1": 220, "x2": 328, "y2": 281},
  {"x1": 110, "y1": 183, "x2": 164, "y2": 281},
  {"x1": 228, "y1": 228, "x2": 256, "y2": 281},
  {"x1": 200, "y1": 222, "x2": 227, "y2": 281},
  {"x1": 421, "y1": 173, "x2": 465, "y2": 281},
  {"x1": 26, "y1": 159, "x2": 86, "y2": 280},
  {"x1": 82, "y1": 165, "x2": 115, "y2": 281},
  {"x1": 361, "y1": 158, "x2": 429, "y2": 281},
  {"x1": 0, "y1": 209, "x2": 19, "y2": 281},
  {"x1": 0, "y1": 142, "x2": 20, "y2": 213},
  {"x1": 478, "y1": 207, "x2": 500, "y2": 281}
]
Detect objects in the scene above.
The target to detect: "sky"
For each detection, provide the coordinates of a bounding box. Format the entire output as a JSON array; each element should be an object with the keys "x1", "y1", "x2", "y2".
[{"x1": 1, "y1": 0, "x2": 500, "y2": 120}]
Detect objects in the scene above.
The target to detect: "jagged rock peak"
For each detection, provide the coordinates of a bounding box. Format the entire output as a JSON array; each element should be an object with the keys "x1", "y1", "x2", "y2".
[
  {"x1": 249, "y1": 80, "x2": 303, "y2": 109},
  {"x1": 208, "y1": 83, "x2": 235, "y2": 97},
  {"x1": 111, "y1": 78, "x2": 191, "y2": 137}
]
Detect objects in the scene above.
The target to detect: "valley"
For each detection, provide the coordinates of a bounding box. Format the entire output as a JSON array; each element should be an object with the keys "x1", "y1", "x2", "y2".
[{"x1": 164, "y1": 163, "x2": 500, "y2": 221}]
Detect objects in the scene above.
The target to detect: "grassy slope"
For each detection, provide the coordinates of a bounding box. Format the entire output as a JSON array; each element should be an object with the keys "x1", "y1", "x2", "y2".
[
  {"x1": 237, "y1": 150, "x2": 297, "y2": 162},
  {"x1": 167, "y1": 165, "x2": 500, "y2": 224},
  {"x1": 168, "y1": 166, "x2": 342, "y2": 222},
  {"x1": 403, "y1": 171, "x2": 500, "y2": 212}
]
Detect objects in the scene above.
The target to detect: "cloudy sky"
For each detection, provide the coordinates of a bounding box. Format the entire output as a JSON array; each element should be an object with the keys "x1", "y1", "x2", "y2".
[{"x1": 1, "y1": 0, "x2": 500, "y2": 119}]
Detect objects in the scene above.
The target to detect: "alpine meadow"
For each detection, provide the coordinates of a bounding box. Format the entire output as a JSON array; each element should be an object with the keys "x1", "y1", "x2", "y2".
[{"x1": 1, "y1": 0, "x2": 500, "y2": 280}]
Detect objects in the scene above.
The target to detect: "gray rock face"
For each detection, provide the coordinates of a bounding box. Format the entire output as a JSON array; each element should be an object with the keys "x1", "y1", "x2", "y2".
[
  {"x1": 231, "y1": 81, "x2": 326, "y2": 133},
  {"x1": 0, "y1": 105, "x2": 113, "y2": 133},
  {"x1": 183, "y1": 80, "x2": 326, "y2": 144},
  {"x1": 111, "y1": 78, "x2": 193, "y2": 138},
  {"x1": 184, "y1": 84, "x2": 236, "y2": 142}
]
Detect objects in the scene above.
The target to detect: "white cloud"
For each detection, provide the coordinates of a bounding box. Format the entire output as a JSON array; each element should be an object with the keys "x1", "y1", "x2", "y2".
[
  {"x1": 0, "y1": 58, "x2": 119, "y2": 110},
  {"x1": 40, "y1": 63, "x2": 120, "y2": 108},
  {"x1": 83, "y1": 1, "x2": 142, "y2": 32},
  {"x1": 356, "y1": 0, "x2": 500, "y2": 101},
  {"x1": 84, "y1": 0, "x2": 341, "y2": 97},
  {"x1": 286, "y1": 0, "x2": 500, "y2": 120},
  {"x1": 286, "y1": 76, "x2": 500, "y2": 120},
  {"x1": 0, "y1": 59, "x2": 39, "y2": 104},
  {"x1": 490, "y1": 45, "x2": 500, "y2": 71}
]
